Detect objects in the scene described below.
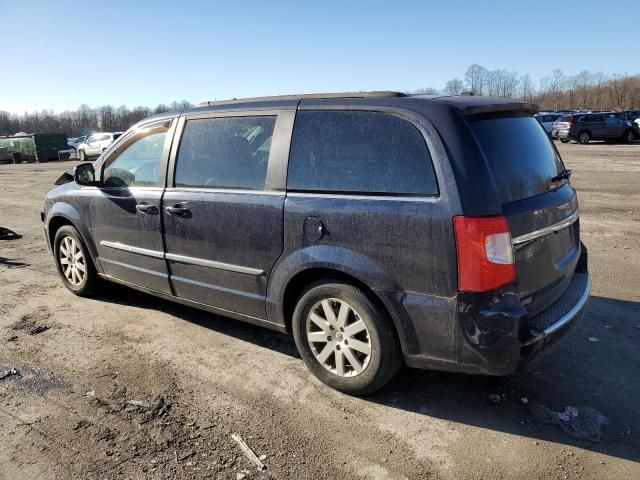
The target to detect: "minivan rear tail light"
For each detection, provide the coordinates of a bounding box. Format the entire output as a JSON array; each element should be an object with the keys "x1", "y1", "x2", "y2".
[{"x1": 453, "y1": 216, "x2": 515, "y2": 292}]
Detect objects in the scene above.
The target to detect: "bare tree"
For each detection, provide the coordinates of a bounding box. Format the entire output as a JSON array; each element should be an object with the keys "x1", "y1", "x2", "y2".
[
  {"x1": 413, "y1": 87, "x2": 439, "y2": 95},
  {"x1": 465, "y1": 64, "x2": 487, "y2": 95},
  {"x1": 444, "y1": 78, "x2": 464, "y2": 95},
  {"x1": 519, "y1": 74, "x2": 534, "y2": 102}
]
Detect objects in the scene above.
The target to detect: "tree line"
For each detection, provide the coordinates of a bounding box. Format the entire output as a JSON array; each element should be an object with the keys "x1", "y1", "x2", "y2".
[
  {"x1": 3, "y1": 67, "x2": 640, "y2": 137},
  {"x1": 0, "y1": 101, "x2": 193, "y2": 137},
  {"x1": 418, "y1": 64, "x2": 640, "y2": 111}
]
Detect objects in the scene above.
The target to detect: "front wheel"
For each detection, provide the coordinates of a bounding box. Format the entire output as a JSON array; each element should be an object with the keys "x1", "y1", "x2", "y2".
[
  {"x1": 578, "y1": 131, "x2": 591, "y2": 144},
  {"x1": 53, "y1": 225, "x2": 99, "y2": 296},
  {"x1": 78, "y1": 150, "x2": 86, "y2": 161},
  {"x1": 292, "y1": 281, "x2": 402, "y2": 395}
]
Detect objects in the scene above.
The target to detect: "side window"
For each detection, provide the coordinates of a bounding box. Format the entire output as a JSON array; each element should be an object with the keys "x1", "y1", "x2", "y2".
[
  {"x1": 102, "y1": 121, "x2": 170, "y2": 188},
  {"x1": 174, "y1": 115, "x2": 276, "y2": 190},
  {"x1": 287, "y1": 111, "x2": 438, "y2": 195}
]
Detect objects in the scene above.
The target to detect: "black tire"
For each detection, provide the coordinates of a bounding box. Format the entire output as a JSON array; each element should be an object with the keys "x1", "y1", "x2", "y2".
[
  {"x1": 623, "y1": 130, "x2": 635, "y2": 144},
  {"x1": 78, "y1": 150, "x2": 86, "y2": 161},
  {"x1": 578, "y1": 131, "x2": 591, "y2": 144},
  {"x1": 53, "y1": 225, "x2": 99, "y2": 296},
  {"x1": 292, "y1": 281, "x2": 402, "y2": 395},
  {"x1": 560, "y1": 137, "x2": 570, "y2": 143}
]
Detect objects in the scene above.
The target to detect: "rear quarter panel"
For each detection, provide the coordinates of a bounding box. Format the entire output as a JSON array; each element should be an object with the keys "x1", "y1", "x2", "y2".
[{"x1": 266, "y1": 102, "x2": 463, "y2": 359}]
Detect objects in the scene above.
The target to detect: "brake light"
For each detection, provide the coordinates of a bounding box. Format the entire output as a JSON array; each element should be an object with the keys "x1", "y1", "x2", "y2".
[{"x1": 453, "y1": 216, "x2": 515, "y2": 292}]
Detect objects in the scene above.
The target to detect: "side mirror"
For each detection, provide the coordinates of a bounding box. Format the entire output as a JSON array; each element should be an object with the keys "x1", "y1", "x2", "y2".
[{"x1": 74, "y1": 163, "x2": 96, "y2": 186}]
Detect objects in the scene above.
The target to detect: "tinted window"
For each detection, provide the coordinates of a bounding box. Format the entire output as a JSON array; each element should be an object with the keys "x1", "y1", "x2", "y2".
[
  {"x1": 469, "y1": 116, "x2": 563, "y2": 204},
  {"x1": 175, "y1": 116, "x2": 276, "y2": 190},
  {"x1": 103, "y1": 122, "x2": 169, "y2": 187},
  {"x1": 287, "y1": 111, "x2": 437, "y2": 195}
]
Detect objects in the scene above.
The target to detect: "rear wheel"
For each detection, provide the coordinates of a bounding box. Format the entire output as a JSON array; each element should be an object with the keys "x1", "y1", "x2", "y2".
[
  {"x1": 292, "y1": 281, "x2": 402, "y2": 395},
  {"x1": 623, "y1": 129, "x2": 635, "y2": 144},
  {"x1": 578, "y1": 131, "x2": 591, "y2": 144},
  {"x1": 78, "y1": 149, "x2": 86, "y2": 161},
  {"x1": 560, "y1": 137, "x2": 570, "y2": 143},
  {"x1": 53, "y1": 225, "x2": 99, "y2": 296}
]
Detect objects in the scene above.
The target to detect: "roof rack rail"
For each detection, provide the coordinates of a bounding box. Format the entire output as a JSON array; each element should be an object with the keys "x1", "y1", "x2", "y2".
[{"x1": 197, "y1": 91, "x2": 407, "y2": 107}]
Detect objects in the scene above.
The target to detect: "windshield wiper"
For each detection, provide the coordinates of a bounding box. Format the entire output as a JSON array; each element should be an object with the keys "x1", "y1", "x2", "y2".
[{"x1": 551, "y1": 169, "x2": 572, "y2": 183}]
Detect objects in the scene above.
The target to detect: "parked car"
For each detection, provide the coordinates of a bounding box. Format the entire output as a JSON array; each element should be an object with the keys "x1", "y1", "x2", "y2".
[
  {"x1": 535, "y1": 112, "x2": 563, "y2": 134},
  {"x1": 567, "y1": 113, "x2": 637, "y2": 144},
  {"x1": 612, "y1": 110, "x2": 640, "y2": 122},
  {"x1": 77, "y1": 132, "x2": 123, "y2": 161},
  {"x1": 68, "y1": 134, "x2": 90, "y2": 151},
  {"x1": 42, "y1": 92, "x2": 590, "y2": 394},
  {"x1": 551, "y1": 114, "x2": 574, "y2": 142}
]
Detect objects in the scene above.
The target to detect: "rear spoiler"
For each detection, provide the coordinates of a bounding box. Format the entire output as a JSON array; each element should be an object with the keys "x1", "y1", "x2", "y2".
[{"x1": 433, "y1": 96, "x2": 539, "y2": 116}]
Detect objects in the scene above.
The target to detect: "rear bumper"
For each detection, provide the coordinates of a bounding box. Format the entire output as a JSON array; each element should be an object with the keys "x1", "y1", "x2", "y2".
[
  {"x1": 518, "y1": 272, "x2": 590, "y2": 368},
  {"x1": 403, "y1": 244, "x2": 590, "y2": 375},
  {"x1": 453, "y1": 270, "x2": 590, "y2": 376},
  {"x1": 552, "y1": 128, "x2": 570, "y2": 139}
]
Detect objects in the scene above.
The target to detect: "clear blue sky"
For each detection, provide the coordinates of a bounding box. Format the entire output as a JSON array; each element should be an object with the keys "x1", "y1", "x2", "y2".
[{"x1": 1, "y1": 0, "x2": 637, "y2": 113}]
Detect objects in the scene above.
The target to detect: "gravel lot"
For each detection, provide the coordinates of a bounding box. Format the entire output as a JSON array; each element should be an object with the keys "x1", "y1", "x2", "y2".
[{"x1": 1, "y1": 142, "x2": 639, "y2": 480}]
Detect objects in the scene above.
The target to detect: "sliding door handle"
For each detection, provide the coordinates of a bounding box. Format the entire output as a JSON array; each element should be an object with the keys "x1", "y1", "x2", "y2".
[{"x1": 166, "y1": 205, "x2": 191, "y2": 218}]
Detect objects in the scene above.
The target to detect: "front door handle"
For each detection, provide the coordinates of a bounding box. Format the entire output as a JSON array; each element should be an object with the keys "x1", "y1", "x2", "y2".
[
  {"x1": 136, "y1": 203, "x2": 159, "y2": 214},
  {"x1": 166, "y1": 204, "x2": 191, "y2": 218}
]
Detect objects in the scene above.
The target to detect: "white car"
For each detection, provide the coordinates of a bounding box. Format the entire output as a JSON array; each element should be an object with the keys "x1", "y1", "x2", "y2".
[
  {"x1": 77, "y1": 132, "x2": 123, "y2": 161},
  {"x1": 535, "y1": 113, "x2": 563, "y2": 135}
]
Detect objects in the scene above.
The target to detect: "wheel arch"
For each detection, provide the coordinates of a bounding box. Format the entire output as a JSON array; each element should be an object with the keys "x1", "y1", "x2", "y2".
[
  {"x1": 272, "y1": 265, "x2": 416, "y2": 358},
  {"x1": 47, "y1": 206, "x2": 101, "y2": 272}
]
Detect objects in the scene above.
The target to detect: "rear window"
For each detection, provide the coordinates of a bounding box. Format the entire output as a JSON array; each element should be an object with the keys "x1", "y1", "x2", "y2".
[
  {"x1": 287, "y1": 111, "x2": 438, "y2": 195},
  {"x1": 469, "y1": 116, "x2": 563, "y2": 204}
]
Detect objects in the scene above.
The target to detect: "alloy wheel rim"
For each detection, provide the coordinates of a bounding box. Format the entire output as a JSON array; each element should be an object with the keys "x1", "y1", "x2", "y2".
[
  {"x1": 580, "y1": 133, "x2": 588, "y2": 143},
  {"x1": 59, "y1": 236, "x2": 86, "y2": 286},
  {"x1": 306, "y1": 298, "x2": 372, "y2": 377}
]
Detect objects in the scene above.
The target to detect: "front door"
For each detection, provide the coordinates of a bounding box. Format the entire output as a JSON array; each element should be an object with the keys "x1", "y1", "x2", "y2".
[
  {"x1": 162, "y1": 112, "x2": 292, "y2": 319},
  {"x1": 88, "y1": 119, "x2": 175, "y2": 293}
]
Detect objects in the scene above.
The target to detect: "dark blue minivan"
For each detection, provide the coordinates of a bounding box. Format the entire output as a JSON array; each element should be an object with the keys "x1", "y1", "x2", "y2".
[{"x1": 43, "y1": 92, "x2": 590, "y2": 394}]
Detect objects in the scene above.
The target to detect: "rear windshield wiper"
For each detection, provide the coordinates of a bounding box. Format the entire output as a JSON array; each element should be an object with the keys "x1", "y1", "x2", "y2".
[{"x1": 551, "y1": 169, "x2": 572, "y2": 183}]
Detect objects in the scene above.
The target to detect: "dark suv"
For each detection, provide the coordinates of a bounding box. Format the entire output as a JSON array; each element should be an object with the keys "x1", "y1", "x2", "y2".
[
  {"x1": 566, "y1": 112, "x2": 638, "y2": 144},
  {"x1": 43, "y1": 92, "x2": 590, "y2": 394}
]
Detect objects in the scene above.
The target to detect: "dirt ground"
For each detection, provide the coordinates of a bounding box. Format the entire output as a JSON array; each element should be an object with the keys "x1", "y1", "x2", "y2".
[{"x1": 1, "y1": 142, "x2": 639, "y2": 480}]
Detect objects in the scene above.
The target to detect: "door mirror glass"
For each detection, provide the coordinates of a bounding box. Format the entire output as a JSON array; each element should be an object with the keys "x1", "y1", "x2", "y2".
[{"x1": 74, "y1": 162, "x2": 95, "y2": 185}]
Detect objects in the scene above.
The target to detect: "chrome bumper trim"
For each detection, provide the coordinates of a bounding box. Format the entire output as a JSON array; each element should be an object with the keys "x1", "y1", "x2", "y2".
[
  {"x1": 542, "y1": 273, "x2": 591, "y2": 336},
  {"x1": 524, "y1": 274, "x2": 591, "y2": 346}
]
